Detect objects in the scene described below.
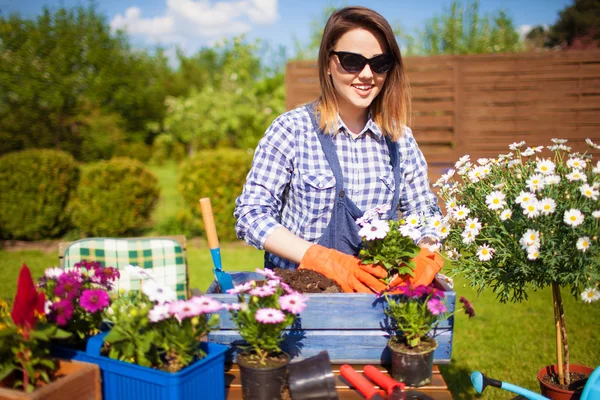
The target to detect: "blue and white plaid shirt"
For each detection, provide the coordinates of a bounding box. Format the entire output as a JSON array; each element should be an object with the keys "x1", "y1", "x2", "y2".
[{"x1": 235, "y1": 105, "x2": 441, "y2": 269}]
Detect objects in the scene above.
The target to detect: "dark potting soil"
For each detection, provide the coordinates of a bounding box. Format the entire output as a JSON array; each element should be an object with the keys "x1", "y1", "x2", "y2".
[
  {"x1": 272, "y1": 268, "x2": 342, "y2": 293},
  {"x1": 237, "y1": 352, "x2": 290, "y2": 369},
  {"x1": 388, "y1": 336, "x2": 438, "y2": 354},
  {"x1": 541, "y1": 370, "x2": 590, "y2": 392}
]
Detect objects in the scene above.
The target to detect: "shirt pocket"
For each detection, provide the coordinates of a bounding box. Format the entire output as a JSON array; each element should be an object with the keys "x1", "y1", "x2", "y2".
[
  {"x1": 298, "y1": 172, "x2": 337, "y2": 212},
  {"x1": 379, "y1": 173, "x2": 396, "y2": 194}
]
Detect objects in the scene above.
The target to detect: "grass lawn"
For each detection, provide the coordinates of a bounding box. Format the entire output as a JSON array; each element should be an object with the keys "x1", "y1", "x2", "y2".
[{"x1": 1, "y1": 245, "x2": 598, "y2": 400}]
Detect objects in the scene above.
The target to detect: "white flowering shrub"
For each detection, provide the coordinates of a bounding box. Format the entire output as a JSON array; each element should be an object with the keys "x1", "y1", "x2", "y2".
[{"x1": 433, "y1": 138, "x2": 600, "y2": 304}]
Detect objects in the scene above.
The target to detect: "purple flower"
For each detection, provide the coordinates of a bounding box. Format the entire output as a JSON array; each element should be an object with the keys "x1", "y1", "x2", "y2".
[
  {"x1": 413, "y1": 285, "x2": 431, "y2": 298},
  {"x1": 255, "y1": 308, "x2": 285, "y2": 324},
  {"x1": 94, "y1": 266, "x2": 120, "y2": 284},
  {"x1": 430, "y1": 287, "x2": 445, "y2": 300},
  {"x1": 226, "y1": 281, "x2": 254, "y2": 295},
  {"x1": 79, "y1": 289, "x2": 110, "y2": 313},
  {"x1": 54, "y1": 275, "x2": 81, "y2": 299},
  {"x1": 279, "y1": 293, "x2": 307, "y2": 314},
  {"x1": 190, "y1": 296, "x2": 222, "y2": 313},
  {"x1": 223, "y1": 303, "x2": 242, "y2": 311},
  {"x1": 459, "y1": 296, "x2": 475, "y2": 318},
  {"x1": 427, "y1": 298, "x2": 447, "y2": 315},
  {"x1": 51, "y1": 300, "x2": 74, "y2": 325},
  {"x1": 279, "y1": 281, "x2": 294, "y2": 294},
  {"x1": 249, "y1": 285, "x2": 276, "y2": 297},
  {"x1": 255, "y1": 268, "x2": 279, "y2": 280}
]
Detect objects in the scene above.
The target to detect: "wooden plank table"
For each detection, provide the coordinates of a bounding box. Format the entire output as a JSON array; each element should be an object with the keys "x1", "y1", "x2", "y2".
[{"x1": 225, "y1": 363, "x2": 453, "y2": 399}]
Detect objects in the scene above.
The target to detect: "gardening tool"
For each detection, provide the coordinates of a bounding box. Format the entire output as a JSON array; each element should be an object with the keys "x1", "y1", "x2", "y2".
[
  {"x1": 199, "y1": 197, "x2": 234, "y2": 292},
  {"x1": 340, "y1": 364, "x2": 434, "y2": 400},
  {"x1": 471, "y1": 367, "x2": 600, "y2": 400}
]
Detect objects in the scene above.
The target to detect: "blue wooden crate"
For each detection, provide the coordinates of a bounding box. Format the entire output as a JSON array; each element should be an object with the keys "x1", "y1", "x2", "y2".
[{"x1": 207, "y1": 273, "x2": 455, "y2": 365}]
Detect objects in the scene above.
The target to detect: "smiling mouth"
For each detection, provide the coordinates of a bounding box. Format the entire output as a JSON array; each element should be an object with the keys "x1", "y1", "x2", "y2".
[{"x1": 352, "y1": 84, "x2": 373, "y2": 91}]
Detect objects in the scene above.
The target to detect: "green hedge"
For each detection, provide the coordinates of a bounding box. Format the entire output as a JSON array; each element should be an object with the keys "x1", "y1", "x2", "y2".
[
  {"x1": 0, "y1": 149, "x2": 80, "y2": 240},
  {"x1": 178, "y1": 149, "x2": 253, "y2": 241},
  {"x1": 70, "y1": 157, "x2": 160, "y2": 236}
]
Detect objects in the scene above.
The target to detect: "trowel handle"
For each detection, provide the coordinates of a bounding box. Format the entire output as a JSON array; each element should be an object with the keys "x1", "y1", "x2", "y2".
[
  {"x1": 364, "y1": 365, "x2": 405, "y2": 394},
  {"x1": 200, "y1": 198, "x2": 219, "y2": 250},
  {"x1": 340, "y1": 364, "x2": 384, "y2": 400}
]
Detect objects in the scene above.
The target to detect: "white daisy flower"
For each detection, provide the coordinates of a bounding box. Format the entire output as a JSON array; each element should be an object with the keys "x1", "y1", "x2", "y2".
[
  {"x1": 359, "y1": 219, "x2": 390, "y2": 241},
  {"x1": 538, "y1": 198, "x2": 557, "y2": 215},
  {"x1": 593, "y1": 161, "x2": 600, "y2": 175},
  {"x1": 457, "y1": 163, "x2": 472, "y2": 176},
  {"x1": 404, "y1": 214, "x2": 421, "y2": 227},
  {"x1": 500, "y1": 209, "x2": 513, "y2": 221},
  {"x1": 477, "y1": 244, "x2": 495, "y2": 261},
  {"x1": 563, "y1": 209, "x2": 584, "y2": 227},
  {"x1": 522, "y1": 201, "x2": 540, "y2": 218},
  {"x1": 522, "y1": 148, "x2": 535, "y2": 157},
  {"x1": 551, "y1": 138, "x2": 568, "y2": 144},
  {"x1": 437, "y1": 223, "x2": 451, "y2": 239},
  {"x1": 445, "y1": 197, "x2": 457, "y2": 211},
  {"x1": 567, "y1": 158, "x2": 587, "y2": 170},
  {"x1": 581, "y1": 287, "x2": 600, "y2": 303},
  {"x1": 576, "y1": 237, "x2": 591, "y2": 253},
  {"x1": 516, "y1": 191, "x2": 536, "y2": 206},
  {"x1": 445, "y1": 248, "x2": 461, "y2": 260},
  {"x1": 399, "y1": 225, "x2": 422, "y2": 242},
  {"x1": 453, "y1": 205, "x2": 471, "y2": 220},
  {"x1": 580, "y1": 184, "x2": 599, "y2": 200},
  {"x1": 429, "y1": 215, "x2": 445, "y2": 229},
  {"x1": 586, "y1": 138, "x2": 600, "y2": 150},
  {"x1": 593, "y1": 210, "x2": 600, "y2": 219},
  {"x1": 468, "y1": 166, "x2": 486, "y2": 183},
  {"x1": 520, "y1": 229, "x2": 540, "y2": 250},
  {"x1": 566, "y1": 171, "x2": 586, "y2": 182},
  {"x1": 440, "y1": 169, "x2": 455, "y2": 182},
  {"x1": 509, "y1": 141, "x2": 526, "y2": 151},
  {"x1": 455, "y1": 155, "x2": 471, "y2": 169},
  {"x1": 544, "y1": 175, "x2": 561, "y2": 185},
  {"x1": 526, "y1": 174, "x2": 546, "y2": 192},
  {"x1": 477, "y1": 158, "x2": 490, "y2": 165},
  {"x1": 486, "y1": 190, "x2": 506, "y2": 210},
  {"x1": 536, "y1": 159, "x2": 556, "y2": 175},
  {"x1": 527, "y1": 247, "x2": 540, "y2": 260},
  {"x1": 461, "y1": 230, "x2": 476, "y2": 245},
  {"x1": 464, "y1": 217, "x2": 482, "y2": 234},
  {"x1": 508, "y1": 159, "x2": 522, "y2": 168}
]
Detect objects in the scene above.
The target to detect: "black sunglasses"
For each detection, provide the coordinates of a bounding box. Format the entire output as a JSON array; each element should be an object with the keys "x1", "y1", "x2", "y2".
[{"x1": 331, "y1": 51, "x2": 395, "y2": 74}]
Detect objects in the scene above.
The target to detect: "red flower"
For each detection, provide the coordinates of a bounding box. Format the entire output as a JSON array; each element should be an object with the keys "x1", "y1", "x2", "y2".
[{"x1": 11, "y1": 263, "x2": 46, "y2": 329}]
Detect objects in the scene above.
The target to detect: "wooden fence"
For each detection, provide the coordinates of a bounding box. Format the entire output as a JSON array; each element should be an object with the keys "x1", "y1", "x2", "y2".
[{"x1": 285, "y1": 50, "x2": 600, "y2": 178}]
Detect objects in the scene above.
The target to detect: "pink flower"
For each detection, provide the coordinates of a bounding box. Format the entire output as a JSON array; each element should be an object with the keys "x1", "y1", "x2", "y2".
[
  {"x1": 279, "y1": 293, "x2": 307, "y2": 314},
  {"x1": 249, "y1": 285, "x2": 276, "y2": 297},
  {"x1": 148, "y1": 304, "x2": 170, "y2": 322},
  {"x1": 54, "y1": 275, "x2": 81, "y2": 299},
  {"x1": 79, "y1": 289, "x2": 110, "y2": 313},
  {"x1": 51, "y1": 300, "x2": 74, "y2": 326},
  {"x1": 190, "y1": 296, "x2": 222, "y2": 313},
  {"x1": 412, "y1": 285, "x2": 431, "y2": 298},
  {"x1": 279, "y1": 281, "x2": 294, "y2": 294},
  {"x1": 223, "y1": 303, "x2": 242, "y2": 311},
  {"x1": 255, "y1": 308, "x2": 285, "y2": 324},
  {"x1": 169, "y1": 300, "x2": 201, "y2": 320},
  {"x1": 255, "y1": 268, "x2": 279, "y2": 280},
  {"x1": 94, "y1": 267, "x2": 120, "y2": 284},
  {"x1": 427, "y1": 298, "x2": 447, "y2": 315},
  {"x1": 226, "y1": 281, "x2": 254, "y2": 295}
]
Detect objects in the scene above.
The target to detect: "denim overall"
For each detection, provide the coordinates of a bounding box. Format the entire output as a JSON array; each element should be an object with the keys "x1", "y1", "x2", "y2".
[{"x1": 265, "y1": 104, "x2": 402, "y2": 269}]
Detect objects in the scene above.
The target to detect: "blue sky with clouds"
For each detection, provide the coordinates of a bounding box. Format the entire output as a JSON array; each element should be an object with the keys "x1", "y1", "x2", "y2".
[{"x1": 2, "y1": 0, "x2": 571, "y2": 58}]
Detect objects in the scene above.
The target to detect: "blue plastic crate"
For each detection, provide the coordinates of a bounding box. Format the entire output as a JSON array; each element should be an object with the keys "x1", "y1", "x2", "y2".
[
  {"x1": 207, "y1": 272, "x2": 456, "y2": 365},
  {"x1": 52, "y1": 332, "x2": 228, "y2": 400}
]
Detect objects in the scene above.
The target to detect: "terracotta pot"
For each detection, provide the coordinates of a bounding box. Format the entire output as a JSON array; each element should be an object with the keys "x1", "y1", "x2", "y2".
[
  {"x1": 388, "y1": 337, "x2": 438, "y2": 387},
  {"x1": 0, "y1": 360, "x2": 101, "y2": 400},
  {"x1": 537, "y1": 364, "x2": 594, "y2": 400},
  {"x1": 237, "y1": 352, "x2": 290, "y2": 400}
]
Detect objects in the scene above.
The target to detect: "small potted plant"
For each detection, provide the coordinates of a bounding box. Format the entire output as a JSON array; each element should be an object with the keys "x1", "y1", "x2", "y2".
[
  {"x1": 434, "y1": 138, "x2": 600, "y2": 399},
  {"x1": 0, "y1": 264, "x2": 101, "y2": 399},
  {"x1": 224, "y1": 268, "x2": 308, "y2": 400},
  {"x1": 382, "y1": 283, "x2": 475, "y2": 387},
  {"x1": 84, "y1": 265, "x2": 229, "y2": 400}
]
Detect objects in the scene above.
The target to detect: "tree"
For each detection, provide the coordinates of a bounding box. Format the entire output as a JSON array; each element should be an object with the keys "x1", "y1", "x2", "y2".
[{"x1": 547, "y1": 0, "x2": 600, "y2": 49}]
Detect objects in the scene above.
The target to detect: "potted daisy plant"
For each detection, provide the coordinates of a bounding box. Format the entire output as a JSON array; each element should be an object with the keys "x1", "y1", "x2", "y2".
[{"x1": 434, "y1": 138, "x2": 600, "y2": 399}]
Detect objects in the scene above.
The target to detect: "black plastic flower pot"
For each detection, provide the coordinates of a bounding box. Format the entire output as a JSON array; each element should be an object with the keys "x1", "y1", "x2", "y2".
[
  {"x1": 288, "y1": 351, "x2": 338, "y2": 400},
  {"x1": 237, "y1": 352, "x2": 290, "y2": 400},
  {"x1": 389, "y1": 337, "x2": 438, "y2": 387}
]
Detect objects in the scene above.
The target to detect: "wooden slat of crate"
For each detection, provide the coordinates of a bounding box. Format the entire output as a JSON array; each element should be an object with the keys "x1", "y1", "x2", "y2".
[{"x1": 224, "y1": 364, "x2": 453, "y2": 400}]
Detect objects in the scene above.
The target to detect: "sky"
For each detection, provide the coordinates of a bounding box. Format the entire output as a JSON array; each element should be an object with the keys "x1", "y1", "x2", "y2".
[{"x1": 1, "y1": 0, "x2": 572, "y2": 62}]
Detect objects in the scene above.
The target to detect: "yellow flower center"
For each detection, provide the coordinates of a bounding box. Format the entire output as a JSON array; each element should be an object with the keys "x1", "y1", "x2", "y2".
[{"x1": 570, "y1": 216, "x2": 577, "y2": 221}]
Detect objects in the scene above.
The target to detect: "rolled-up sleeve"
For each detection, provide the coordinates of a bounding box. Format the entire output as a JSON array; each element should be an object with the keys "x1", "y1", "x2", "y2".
[
  {"x1": 398, "y1": 128, "x2": 443, "y2": 241},
  {"x1": 234, "y1": 116, "x2": 295, "y2": 249}
]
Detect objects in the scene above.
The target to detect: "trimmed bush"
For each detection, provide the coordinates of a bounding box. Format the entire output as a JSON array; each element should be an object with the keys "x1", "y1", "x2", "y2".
[
  {"x1": 0, "y1": 149, "x2": 79, "y2": 240},
  {"x1": 70, "y1": 157, "x2": 160, "y2": 236},
  {"x1": 178, "y1": 149, "x2": 253, "y2": 241}
]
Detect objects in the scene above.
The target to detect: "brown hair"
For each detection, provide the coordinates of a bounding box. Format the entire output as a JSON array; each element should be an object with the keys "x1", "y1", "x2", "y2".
[{"x1": 315, "y1": 6, "x2": 411, "y2": 140}]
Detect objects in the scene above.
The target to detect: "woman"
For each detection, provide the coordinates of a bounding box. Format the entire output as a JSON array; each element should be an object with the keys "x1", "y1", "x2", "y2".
[{"x1": 235, "y1": 6, "x2": 442, "y2": 293}]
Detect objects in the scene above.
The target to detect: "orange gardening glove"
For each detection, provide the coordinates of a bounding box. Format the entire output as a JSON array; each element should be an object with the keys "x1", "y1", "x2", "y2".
[
  {"x1": 388, "y1": 248, "x2": 443, "y2": 289},
  {"x1": 298, "y1": 244, "x2": 388, "y2": 293}
]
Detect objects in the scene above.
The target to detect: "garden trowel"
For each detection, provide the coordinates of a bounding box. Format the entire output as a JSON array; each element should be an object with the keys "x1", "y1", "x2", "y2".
[{"x1": 200, "y1": 197, "x2": 234, "y2": 292}]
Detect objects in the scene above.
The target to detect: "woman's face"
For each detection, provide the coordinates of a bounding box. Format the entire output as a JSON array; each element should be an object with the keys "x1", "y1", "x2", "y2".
[{"x1": 328, "y1": 28, "x2": 389, "y2": 118}]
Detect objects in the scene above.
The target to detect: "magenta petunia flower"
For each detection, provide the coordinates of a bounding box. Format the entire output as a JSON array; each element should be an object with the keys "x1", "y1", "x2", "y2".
[
  {"x1": 54, "y1": 275, "x2": 81, "y2": 299},
  {"x1": 255, "y1": 308, "x2": 285, "y2": 324},
  {"x1": 80, "y1": 289, "x2": 110, "y2": 313},
  {"x1": 51, "y1": 299, "x2": 74, "y2": 325},
  {"x1": 279, "y1": 293, "x2": 307, "y2": 314},
  {"x1": 427, "y1": 298, "x2": 447, "y2": 315}
]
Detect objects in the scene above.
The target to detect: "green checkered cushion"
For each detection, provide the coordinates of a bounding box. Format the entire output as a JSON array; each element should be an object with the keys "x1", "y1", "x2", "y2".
[{"x1": 62, "y1": 237, "x2": 188, "y2": 300}]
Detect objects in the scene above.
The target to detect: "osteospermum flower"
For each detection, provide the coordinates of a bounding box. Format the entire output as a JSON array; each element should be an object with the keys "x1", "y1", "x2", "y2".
[
  {"x1": 279, "y1": 293, "x2": 307, "y2": 314},
  {"x1": 426, "y1": 298, "x2": 447, "y2": 316},
  {"x1": 576, "y1": 237, "x2": 591, "y2": 253},
  {"x1": 80, "y1": 289, "x2": 110, "y2": 313},
  {"x1": 169, "y1": 300, "x2": 201, "y2": 320},
  {"x1": 142, "y1": 280, "x2": 177, "y2": 304},
  {"x1": 359, "y1": 219, "x2": 390, "y2": 240},
  {"x1": 148, "y1": 304, "x2": 170, "y2": 322},
  {"x1": 477, "y1": 244, "x2": 495, "y2": 261},
  {"x1": 538, "y1": 198, "x2": 557, "y2": 215},
  {"x1": 536, "y1": 159, "x2": 556, "y2": 175},
  {"x1": 190, "y1": 296, "x2": 223, "y2": 313},
  {"x1": 485, "y1": 191, "x2": 506, "y2": 210},
  {"x1": 500, "y1": 209, "x2": 513, "y2": 221},
  {"x1": 226, "y1": 281, "x2": 254, "y2": 295},
  {"x1": 255, "y1": 268, "x2": 279, "y2": 280},
  {"x1": 255, "y1": 308, "x2": 285, "y2": 324},
  {"x1": 581, "y1": 287, "x2": 600, "y2": 303},
  {"x1": 399, "y1": 225, "x2": 422, "y2": 242},
  {"x1": 124, "y1": 264, "x2": 152, "y2": 279},
  {"x1": 580, "y1": 184, "x2": 599, "y2": 200},
  {"x1": 249, "y1": 285, "x2": 276, "y2": 297},
  {"x1": 453, "y1": 205, "x2": 470, "y2": 220},
  {"x1": 567, "y1": 157, "x2": 586, "y2": 170},
  {"x1": 464, "y1": 217, "x2": 482, "y2": 234},
  {"x1": 563, "y1": 209, "x2": 584, "y2": 227},
  {"x1": 222, "y1": 303, "x2": 243, "y2": 311}
]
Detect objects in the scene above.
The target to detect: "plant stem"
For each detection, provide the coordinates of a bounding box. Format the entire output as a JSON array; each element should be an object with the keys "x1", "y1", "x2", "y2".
[
  {"x1": 554, "y1": 282, "x2": 570, "y2": 385},
  {"x1": 552, "y1": 282, "x2": 564, "y2": 386}
]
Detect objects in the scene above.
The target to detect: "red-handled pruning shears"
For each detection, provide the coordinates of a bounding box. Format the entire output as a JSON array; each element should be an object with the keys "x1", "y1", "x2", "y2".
[{"x1": 340, "y1": 365, "x2": 434, "y2": 400}]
